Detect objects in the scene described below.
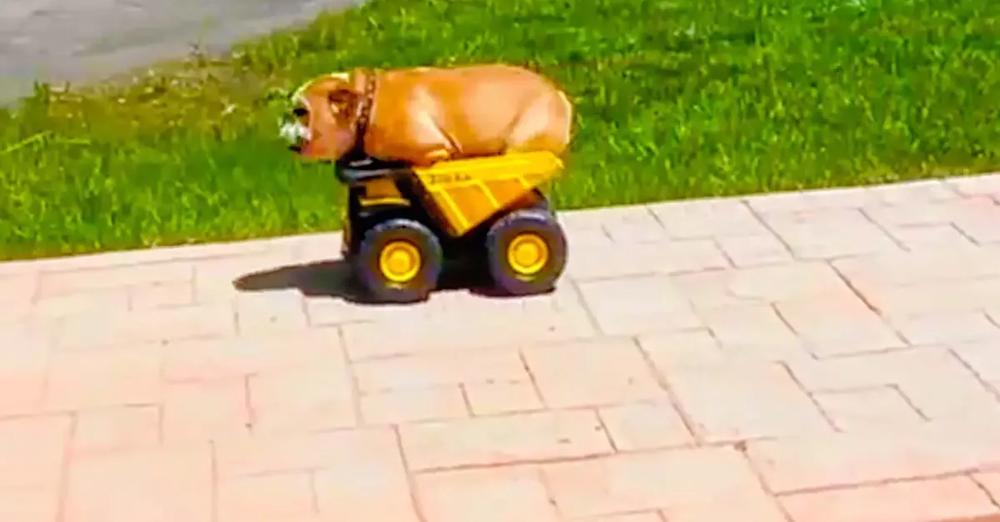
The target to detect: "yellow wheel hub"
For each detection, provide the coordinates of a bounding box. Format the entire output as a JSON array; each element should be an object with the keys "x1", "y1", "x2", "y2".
[
  {"x1": 507, "y1": 233, "x2": 549, "y2": 276},
  {"x1": 379, "y1": 240, "x2": 422, "y2": 283}
]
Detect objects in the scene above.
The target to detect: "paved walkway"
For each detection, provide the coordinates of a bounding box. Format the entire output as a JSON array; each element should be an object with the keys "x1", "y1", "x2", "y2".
[
  {"x1": 4, "y1": 174, "x2": 1000, "y2": 522},
  {"x1": 0, "y1": 0, "x2": 357, "y2": 103}
]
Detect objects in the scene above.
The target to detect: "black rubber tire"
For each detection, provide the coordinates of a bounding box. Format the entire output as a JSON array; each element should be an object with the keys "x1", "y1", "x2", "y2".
[
  {"x1": 340, "y1": 211, "x2": 355, "y2": 260},
  {"x1": 341, "y1": 189, "x2": 362, "y2": 260},
  {"x1": 354, "y1": 218, "x2": 443, "y2": 303},
  {"x1": 485, "y1": 208, "x2": 567, "y2": 296},
  {"x1": 529, "y1": 189, "x2": 551, "y2": 212}
]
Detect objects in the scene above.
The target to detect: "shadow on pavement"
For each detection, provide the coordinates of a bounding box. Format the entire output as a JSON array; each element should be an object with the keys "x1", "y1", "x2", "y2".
[
  {"x1": 232, "y1": 258, "x2": 509, "y2": 305},
  {"x1": 233, "y1": 259, "x2": 361, "y2": 300}
]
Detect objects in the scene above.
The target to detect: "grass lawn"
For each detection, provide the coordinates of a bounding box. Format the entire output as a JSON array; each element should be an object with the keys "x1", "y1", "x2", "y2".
[{"x1": 1, "y1": 0, "x2": 999, "y2": 261}]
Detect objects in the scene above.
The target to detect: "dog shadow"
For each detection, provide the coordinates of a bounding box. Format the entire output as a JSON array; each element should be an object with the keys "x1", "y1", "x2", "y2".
[{"x1": 232, "y1": 258, "x2": 510, "y2": 305}]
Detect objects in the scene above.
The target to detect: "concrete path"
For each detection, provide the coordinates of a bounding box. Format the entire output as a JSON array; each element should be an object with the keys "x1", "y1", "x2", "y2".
[
  {"x1": 4, "y1": 174, "x2": 1000, "y2": 521},
  {"x1": 0, "y1": 0, "x2": 358, "y2": 103}
]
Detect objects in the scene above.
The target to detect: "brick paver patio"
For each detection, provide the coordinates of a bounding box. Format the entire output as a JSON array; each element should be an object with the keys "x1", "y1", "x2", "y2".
[{"x1": 4, "y1": 174, "x2": 1000, "y2": 521}]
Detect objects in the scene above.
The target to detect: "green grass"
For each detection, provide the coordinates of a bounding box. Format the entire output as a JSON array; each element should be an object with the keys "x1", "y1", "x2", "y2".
[{"x1": 1, "y1": 0, "x2": 999, "y2": 260}]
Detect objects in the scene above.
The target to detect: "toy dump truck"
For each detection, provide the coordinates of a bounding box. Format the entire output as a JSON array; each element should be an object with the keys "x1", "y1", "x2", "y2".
[{"x1": 336, "y1": 151, "x2": 568, "y2": 303}]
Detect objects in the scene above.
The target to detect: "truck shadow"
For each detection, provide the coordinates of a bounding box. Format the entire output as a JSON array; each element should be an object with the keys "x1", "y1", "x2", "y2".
[{"x1": 232, "y1": 259, "x2": 506, "y2": 305}]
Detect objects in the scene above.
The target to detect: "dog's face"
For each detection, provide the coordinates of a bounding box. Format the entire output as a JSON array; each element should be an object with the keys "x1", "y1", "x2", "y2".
[{"x1": 279, "y1": 73, "x2": 360, "y2": 161}]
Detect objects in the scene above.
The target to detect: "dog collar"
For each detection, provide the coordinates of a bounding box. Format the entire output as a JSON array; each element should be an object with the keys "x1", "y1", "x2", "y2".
[{"x1": 354, "y1": 68, "x2": 377, "y2": 145}]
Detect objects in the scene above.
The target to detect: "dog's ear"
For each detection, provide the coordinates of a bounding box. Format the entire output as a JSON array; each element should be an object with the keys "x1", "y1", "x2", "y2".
[{"x1": 327, "y1": 87, "x2": 358, "y2": 116}]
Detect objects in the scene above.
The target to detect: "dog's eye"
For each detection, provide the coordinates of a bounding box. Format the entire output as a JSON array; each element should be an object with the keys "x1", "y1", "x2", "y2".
[{"x1": 292, "y1": 107, "x2": 308, "y2": 117}]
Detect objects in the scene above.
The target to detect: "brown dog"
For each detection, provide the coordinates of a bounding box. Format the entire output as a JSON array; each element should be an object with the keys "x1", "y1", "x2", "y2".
[{"x1": 280, "y1": 64, "x2": 573, "y2": 166}]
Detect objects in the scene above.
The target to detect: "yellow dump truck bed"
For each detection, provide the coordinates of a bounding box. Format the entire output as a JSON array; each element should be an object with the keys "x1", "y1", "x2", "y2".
[{"x1": 411, "y1": 151, "x2": 565, "y2": 237}]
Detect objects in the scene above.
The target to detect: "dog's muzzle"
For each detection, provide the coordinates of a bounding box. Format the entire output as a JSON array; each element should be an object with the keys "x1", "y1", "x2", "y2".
[{"x1": 279, "y1": 120, "x2": 311, "y2": 149}]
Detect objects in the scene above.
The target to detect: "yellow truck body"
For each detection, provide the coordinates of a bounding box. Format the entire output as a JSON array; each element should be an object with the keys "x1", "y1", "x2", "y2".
[{"x1": 410, "y1": 151, "x2": 564, "y2": 236}]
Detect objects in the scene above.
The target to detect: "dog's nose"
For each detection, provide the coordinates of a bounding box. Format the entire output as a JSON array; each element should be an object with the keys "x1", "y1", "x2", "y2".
[
  {"x1": 279, "y1": 121, "x2": 302, "y2": 145},
  {"x1": 280, "y1": 122, "x2": 310, "y2": 145}
]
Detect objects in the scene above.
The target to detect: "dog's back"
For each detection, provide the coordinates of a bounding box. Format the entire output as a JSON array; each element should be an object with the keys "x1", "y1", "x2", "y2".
[{"x1": 367, "y1": 64, "x2": 573, "y2": 164}]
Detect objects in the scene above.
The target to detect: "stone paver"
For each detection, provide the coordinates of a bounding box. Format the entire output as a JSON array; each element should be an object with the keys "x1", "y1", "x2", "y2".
[
  {"x1": 248, "y1": 362, "x2": 357, "y2": 434},
  {"x1": 312, "y1": 447, "x2": 420, "y2": 522},
  {"x1": 658, "y1": 362, "x2": 832, "y2": 442},
  {"x1": 0, "y1": 487, "x2": 58, "y2": 522},
  {"x1": 745, "y1": 416, "x2": 1000, "y2": 493},
  {"x1": 415, "y1": 466, "x2": 561, "y2": 522},
  {"x1": 399, "y1": 410, "x2": 613, "y2": 471},
  {"x1": 952, "y1": 339, "x2": 1000, "y2": 383},
  {"x1": 351, "y1": 346, "x2": 528, "y2": 392},
  {"x1": 577, "y1": 275, "x2": 702, "y2": 336},
  {"x1": 73, "y1": 406, "x2": 160, "y2": 455},
  {"x1": 55, "y1": 302, "x2": 235, "y2": 350},
  {"x1": 759, "y1": 208, "x2": 901, "y2": 259},
  {"x1": 216, "y1": 472, "x2": 316, "y2": 522},
  {"x1": 786, "y1": 346, "x2": 1000, "y2": 420},
  {"x1": 715, "y1": 232, "x2": 793, "y2": 267},
  {"x1": 697, "y1": 303, "x2": 799, "y2": 349},
  {"x1": 0, "y1": 415, "x2": 71, "y2": 489},
  {"x1": 542, "y1": 447, "x2": 786, "y2": 521},
  {"x1": 811, "y1": 387, "x2": 925, "y2": 432},
  {"x1": 64, "y1": 444, "x2": 213, "y2": 522},
  {"x1": 162, "y1": 379, "x2": 251, "y2": 443},
  {"x1": 646, "y1": 198, "x2": 769, "y2": 239},
  {"x1": 671, "y1": 261, "x2": 852, "y2": 311},
  {"x1": 597, "y1": 400, "x2": 694, "y2": 451},
  {"x1": 780, "y1": 476, "x2": 999, "y2": 522},
  {"x1": 0, "y1": 349, "x2": 48, "y2": 416},
  {"x1": 583, "y1": 514, "x2": 666, "y2": 522},
  {"x1": 44, "y1": 346, "x2": 163, "y2": 411},
  {"x1": 360, "y1": 386, "x2": 469, "y2": 424},
  {"x1": 130, "y1": 280, "x2": 194, "y2": 310},
  {"x1": 2, "y1": 174, "x2": 1000, "y2": 520},
  {"x1": 974, "y1": 472, "x2": 1000, "y2": 504},
  {"x1": 774, "y1": 291, "x2": 905, "y2": 357},
  {"x1": 888, "y1": 311, "x2": 999, "y2": 345},
  {"x1": 522, "y1": 338, "x2": 665, "y2": 408},
  {"x1": 464, "y1": 380, "x2": 545, "y2": 415}
]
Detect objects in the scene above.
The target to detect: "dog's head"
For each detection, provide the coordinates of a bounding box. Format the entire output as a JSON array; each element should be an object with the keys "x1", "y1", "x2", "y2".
[{"x1": 279, "y1": 71, "x2": 363, "y2": 161}]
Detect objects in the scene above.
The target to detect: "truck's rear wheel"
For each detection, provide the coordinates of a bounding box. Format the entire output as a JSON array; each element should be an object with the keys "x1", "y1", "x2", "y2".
[
  {"x1": 485, "y1": 208, "x2": 567, "y2": 296},
  {"x1": 355, "y1": 218, "x2": 443, "y2": 303}
]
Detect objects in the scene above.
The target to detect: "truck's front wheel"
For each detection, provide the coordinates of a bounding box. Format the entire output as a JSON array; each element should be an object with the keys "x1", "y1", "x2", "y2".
[{"x1": 354, "y1": 218, "x2": 443, "y2": 303}]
